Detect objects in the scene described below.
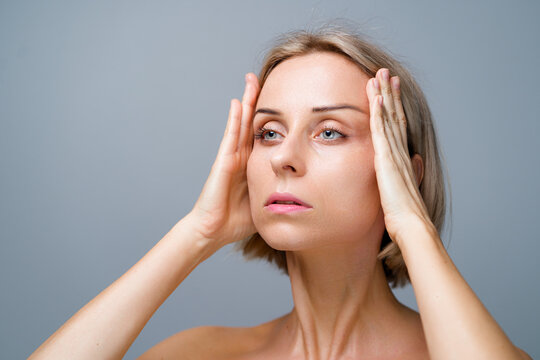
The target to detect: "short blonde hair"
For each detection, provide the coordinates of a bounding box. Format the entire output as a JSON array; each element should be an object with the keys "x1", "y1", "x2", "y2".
[{"x1": 235, "y1": 24, "x2": 450, "y2": 288}]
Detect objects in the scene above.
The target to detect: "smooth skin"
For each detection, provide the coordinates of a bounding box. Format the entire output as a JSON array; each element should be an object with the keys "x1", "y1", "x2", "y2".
[
  {"x1": 244, "y1": 53, "x2": 427, "y2": 359},
  {"x1": 28, "y1": 52, "x2": 531, "y2": 359},
  {"x1": 368, "y1": 69, "x2": 531, "y2": 360}
]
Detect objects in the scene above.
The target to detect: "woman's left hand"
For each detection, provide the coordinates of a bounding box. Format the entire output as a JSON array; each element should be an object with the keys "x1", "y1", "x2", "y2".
[
  {"x1": 367, "y1": 69, "x2": 533, "y2": 360},
  {"x1": 366, "y1": 68, "x2": 435, "y2": 246}
]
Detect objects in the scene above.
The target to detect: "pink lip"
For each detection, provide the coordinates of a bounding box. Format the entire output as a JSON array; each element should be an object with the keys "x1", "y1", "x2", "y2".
[
  {"x1": 265, "y1": 203, "x2": 312, "y2": 214},
  {"x1": 264, "y1": 192, "x2": 313, "y2": 214}
]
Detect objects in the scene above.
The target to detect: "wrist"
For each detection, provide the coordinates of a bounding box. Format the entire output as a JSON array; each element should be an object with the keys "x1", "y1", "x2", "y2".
[
  {"x1": 168, "y1": 212, "x2": 224, "y2": 263},
  {"x1": 394, "y1": 215, "x2": 440, "y2": 252}
]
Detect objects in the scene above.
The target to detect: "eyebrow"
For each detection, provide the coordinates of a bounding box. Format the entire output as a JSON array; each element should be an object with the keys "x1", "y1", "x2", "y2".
[{"x1": 254, "y1": 104, "x2": 365, "y2": 116}]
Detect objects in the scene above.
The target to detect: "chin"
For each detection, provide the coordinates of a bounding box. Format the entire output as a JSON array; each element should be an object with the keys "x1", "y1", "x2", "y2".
[
  {"x1": 261, "y1": 236, "x2": 308, "y2": 252},
  {"x1": 263, "y1": 238, "x2": 317, "y2": 252},
  {"x1": 255, "y1": 222, "x2": 336, "y2": 252}
]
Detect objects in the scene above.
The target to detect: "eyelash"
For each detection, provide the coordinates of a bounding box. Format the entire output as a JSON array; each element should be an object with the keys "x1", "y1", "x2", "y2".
[{"x1": 254, "y1": 126, "x2": 346, "y2": 143}]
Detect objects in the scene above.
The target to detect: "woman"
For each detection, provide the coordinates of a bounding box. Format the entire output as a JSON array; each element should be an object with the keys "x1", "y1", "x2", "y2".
[{"x1": 29, "y1": 26, "x2": 531, "y2": 359}]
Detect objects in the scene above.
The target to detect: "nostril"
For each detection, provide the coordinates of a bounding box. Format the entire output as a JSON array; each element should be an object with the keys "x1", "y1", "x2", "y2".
[{"x1": 284, "y1": 165, "x2": 296, "y2": 172}]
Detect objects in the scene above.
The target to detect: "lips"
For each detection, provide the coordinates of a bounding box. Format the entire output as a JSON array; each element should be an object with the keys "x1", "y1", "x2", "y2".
[{"x1": 265, "y1": 192, "x2": 312, "y2": 208}]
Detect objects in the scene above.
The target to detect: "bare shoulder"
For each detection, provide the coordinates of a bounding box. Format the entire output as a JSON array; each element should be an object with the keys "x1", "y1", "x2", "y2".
[
  {"x1": 137, "y1": 317, "x2": 284, "y2": 360},
  {"x1": 137, "y1": 326, "x2": 225, "y2": 360}
]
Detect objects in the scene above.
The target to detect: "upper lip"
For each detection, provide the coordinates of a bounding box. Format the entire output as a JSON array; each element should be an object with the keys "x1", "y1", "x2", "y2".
[{"x1": 265, "y1": 192, "x2": 312, "y2": 208}]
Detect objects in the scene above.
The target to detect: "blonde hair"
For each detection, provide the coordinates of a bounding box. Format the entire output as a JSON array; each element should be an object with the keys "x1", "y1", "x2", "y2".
[{"x1": 235, "y1": 24, "x2": 450, "y2": 288}]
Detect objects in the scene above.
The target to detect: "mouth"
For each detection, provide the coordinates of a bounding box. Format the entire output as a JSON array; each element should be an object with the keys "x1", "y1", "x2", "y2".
[{"x1": 264, "y1": 192, "x2": 313, "y2": 214}]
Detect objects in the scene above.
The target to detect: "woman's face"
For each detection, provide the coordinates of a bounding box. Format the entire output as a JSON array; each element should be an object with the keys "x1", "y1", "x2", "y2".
[{"x1": 247, "y1": 52, "x2": 385, "y2": 251}]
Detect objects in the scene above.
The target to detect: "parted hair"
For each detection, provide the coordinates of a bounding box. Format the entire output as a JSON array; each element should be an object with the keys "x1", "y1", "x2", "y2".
[{"x1": 235, "y1": 23, "x2": 449, "y2": 288}]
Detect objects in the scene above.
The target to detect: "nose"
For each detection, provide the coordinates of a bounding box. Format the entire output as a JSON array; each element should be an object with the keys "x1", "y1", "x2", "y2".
[{"x1": 270, "y1": 134, "x2": 306, "y2": 177}]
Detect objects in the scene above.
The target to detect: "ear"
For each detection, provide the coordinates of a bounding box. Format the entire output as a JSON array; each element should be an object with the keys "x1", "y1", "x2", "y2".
[{"x1": 411, "y1": 154, "x2": 424, "y2": 187}]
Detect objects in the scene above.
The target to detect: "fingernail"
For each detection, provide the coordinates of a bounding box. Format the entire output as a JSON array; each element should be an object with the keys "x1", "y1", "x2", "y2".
[
  {"x1": 382, "y1": 69, "x2": 389, "y2": 81},
  {"x1": 392, "y1": 77, "x2": 400, "y2": 90},
  {"x1": 378, "y1": 95, "x2": 383, "y2": 105},
  {"x1": 373, "y1": 78, "x2": 379, "y2": 89}
]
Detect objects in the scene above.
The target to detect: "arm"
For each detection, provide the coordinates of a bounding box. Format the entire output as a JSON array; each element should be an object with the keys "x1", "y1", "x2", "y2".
[
  {"x1": 28, "y1": 214, "x2": 219, "y2": 360},
  {"x1": 28, "y1": 72, "x2": 261, "y2": 360},
  {"x1": 366, "y1": 68, "x2": 531, "y2": 360},
  {"x1": 399, "y1": 219, "x2": 530, "y2": 360}
]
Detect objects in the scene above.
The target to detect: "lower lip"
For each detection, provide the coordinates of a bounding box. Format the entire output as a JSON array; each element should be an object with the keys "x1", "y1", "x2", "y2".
[{"x1": 265, "y1": 204, "x2": 312, "y2": 214}]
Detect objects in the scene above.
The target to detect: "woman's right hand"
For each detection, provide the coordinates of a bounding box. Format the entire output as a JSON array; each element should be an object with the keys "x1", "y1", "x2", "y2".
[
  {"x1": 188, "y1": 72, "x2": 261, "y2": 249},
  {"x1": 27, "y1": 73, "x2": 261, "y2": 360}
]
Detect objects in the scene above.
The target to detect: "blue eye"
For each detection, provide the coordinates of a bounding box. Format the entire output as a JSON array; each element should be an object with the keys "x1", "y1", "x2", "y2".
[
  {"x1": 255, "y1": 127, "x2": 279, "y2": 143},
  {"x1": 254, "y1": 127, "x2": 283, "y2": 142},
  {"x1": 263, "y1": 130, "x2": 280, "y2": 140},
  {"x1": 254, "y1": 126, "x2": 345, "y2": 143},
  {"x1": 318, "y1": 128, "x2": 344, "y2": 140}
]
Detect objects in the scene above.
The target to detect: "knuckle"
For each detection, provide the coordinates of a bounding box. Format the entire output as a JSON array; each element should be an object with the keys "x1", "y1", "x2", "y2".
[{"x1": 399, "y1": 115, "x2": 407, "y2": 124}]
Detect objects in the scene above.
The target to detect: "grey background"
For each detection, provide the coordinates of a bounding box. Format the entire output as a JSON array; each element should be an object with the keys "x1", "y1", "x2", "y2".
[{"x1": 1, "y1": 1, "x2": 538, "y2": 359}]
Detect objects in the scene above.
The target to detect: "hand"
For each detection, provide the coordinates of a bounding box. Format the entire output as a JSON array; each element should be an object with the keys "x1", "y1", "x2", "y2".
[
  {"x1": 366, "y1": 68, "x2": 434, "y2": 245},
  {"x1": 189, "y1": 73, "x2": 261, "y2": 248}
]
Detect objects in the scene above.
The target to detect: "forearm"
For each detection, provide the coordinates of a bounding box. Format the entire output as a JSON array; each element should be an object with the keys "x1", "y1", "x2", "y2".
[
  {"x1": 29, "y1": 213, "x2": 219, "y2": 360},
  {"x1": 399, "y1": 220, "x2": 525, "y2": 360}
]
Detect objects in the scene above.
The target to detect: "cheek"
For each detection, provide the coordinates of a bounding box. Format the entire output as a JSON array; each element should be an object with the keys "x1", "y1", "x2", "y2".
[
  {"x1": 323, "y1": 155, "x2": 377, "y2": 204},
  {"x1": 246, "y1": 154, "x2": 256, "y2": 198},
  {"x1": 314, "y1": 147, "x2": 381, "y2": 234},
  {"x1": 247, "y1": 151, "x2": 280, "y2": 237},
  {"x1": 247, "y1": 151, "x2": 265, "y2": 213}
]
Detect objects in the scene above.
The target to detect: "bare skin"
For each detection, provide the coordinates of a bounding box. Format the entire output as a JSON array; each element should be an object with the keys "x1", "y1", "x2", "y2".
[
  {"x1": 241, "y1": 53, "x2": 428, "y2": 359},
  {"x1": 139, "y1": 53, "x2": 531, "y2": 359},
  {"x1": 29, "y1": 51, "x2": 531, "y2": 359}
]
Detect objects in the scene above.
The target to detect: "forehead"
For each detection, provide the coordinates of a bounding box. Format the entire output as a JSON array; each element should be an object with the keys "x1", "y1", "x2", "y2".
[{"x1": 256, "y1": 52, "x2": 370, "y2": 113}]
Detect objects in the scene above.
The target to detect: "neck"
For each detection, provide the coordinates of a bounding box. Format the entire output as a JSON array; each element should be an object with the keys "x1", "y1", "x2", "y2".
[{"x1": 278, "y1": 230, "x2": 407, "y2": 359}]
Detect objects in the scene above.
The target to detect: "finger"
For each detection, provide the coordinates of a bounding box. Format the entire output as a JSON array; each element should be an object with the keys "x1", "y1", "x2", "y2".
[
  {"x1": 217, "y1": 99, "x2": 242, "y2": 157},
  {"x1": 376, "y1": 69, "x2": 402, "y2": 154},
  {"x1": 369, "y1": 78, "x2": 408, "y2": 178},
  {"x1": 366, "y1": 77, "x2": 378, "y2": 104},
  {"x1": 376, "y1": 69, "x2": 417, "y2": 188},
  {"x1": 238, "y1": 73, "x2": 260, "y2": 151},
  {"x1": 374, "y1": 70, "x2": 402, "y2": 165},
  {"x1": 373, "y1": 92, "x2": 425, "y2": 216},
  {"x1": 370, "y1": 95, "x2": 392, "y2": 161},
  {"x1": 372, "y1": 95, "x2": 425, "y2": 216},
  {"x1": 390, "y1": 76, "x2": 409, "y2": 154},
  {"x1": 386, "y1": 75, "x2": 416, "y2": 184},
  {"x1": 383, "y1": 104, "x2": 402, "y2": 171},
  {"x1": 366, "y1": 77, "x2": 383, "y2": 126}
]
